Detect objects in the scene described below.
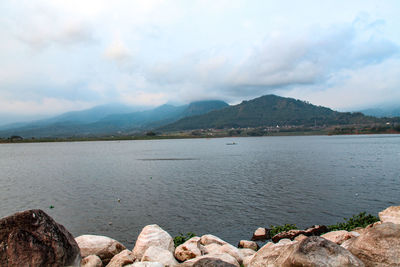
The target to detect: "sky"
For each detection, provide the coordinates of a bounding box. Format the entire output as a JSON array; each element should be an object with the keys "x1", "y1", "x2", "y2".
[{"x1": 1, "y1": 0, "x2": 400, "y2": 122}]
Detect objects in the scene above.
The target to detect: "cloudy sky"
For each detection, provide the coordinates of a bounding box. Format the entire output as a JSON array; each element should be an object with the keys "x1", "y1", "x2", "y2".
[{"x1": 1, "y1": 0, "x2": 399, "y2": 122}]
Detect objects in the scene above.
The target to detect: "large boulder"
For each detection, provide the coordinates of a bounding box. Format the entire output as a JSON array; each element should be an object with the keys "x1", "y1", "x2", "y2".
[
  {"x1": 181, "y1": 254, "x2": 239, "y2": 267},
  {"x1": 347, "y1": 222, "x2": 400, "y2": 266},
  {"x1": 271, "y1": 225, "x2": 328, "y2": 243},
  {"x1": 379, "y1": 206, "x2": 400, "y2": 224},
  {"x1": 218, "y1": 244, "x2": 242, "y2": 264},
  {"x1": 76, "y1": 235, "x2": 126, "y2": 264},
  {"x1": 283, "y1": 236, "x2": 364, "y2": 266},
  {"x1": 174, "y1": 236, "x2": 205, "y2": 261},
  {"x1": 251, "y1": 227, "x2": 270, "y2": 241},
  {"x1": 238, "y1": 240, "x2": 258, "y2": 251},
  {"x1": 249, "y1": 239, "x2": 297, "y2": 267},
  {"x1": 0, "y1": 209, "x2": 81, "y2": 266},
  {"x1": 204, "y1": 243, "x2": 222, "y2": 255},
  {"x1": 249, "y1": 237, "x2": 364, "y2": 267},
  {"x1": 132, "y1": 225, "x2": 174, "y2": 260},
  {"x1": 321, "y1": 230, "x2": 355, "y2": 245},
  {"x1": 82, "y1": 255, "x2": 103, "y2": 267},
  {"x1": 141, "y1": 246, "x2": 179, "y2": 267},
  {"x1": 200, "y1": 234, "x2": 227, "y2": 246},
  {"x1": 106, "y1": 249, "x2": 135, "y2": 267}
]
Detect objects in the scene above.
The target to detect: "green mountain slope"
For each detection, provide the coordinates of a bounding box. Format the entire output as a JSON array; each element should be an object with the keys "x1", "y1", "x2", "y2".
[{"x1": 160, "y1": 95, "x2": 381, "y2": 131}]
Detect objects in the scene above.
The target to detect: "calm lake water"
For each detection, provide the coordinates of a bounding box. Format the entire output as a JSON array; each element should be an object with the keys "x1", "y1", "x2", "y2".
[{"x1": 1, "y1": 135, "x2": 399, "y2": 248}]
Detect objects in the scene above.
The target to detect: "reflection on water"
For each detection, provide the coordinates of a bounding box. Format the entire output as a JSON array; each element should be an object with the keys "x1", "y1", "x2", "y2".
[{"x1": 0, "y1": 135, "x2": 399, "y2": 248}]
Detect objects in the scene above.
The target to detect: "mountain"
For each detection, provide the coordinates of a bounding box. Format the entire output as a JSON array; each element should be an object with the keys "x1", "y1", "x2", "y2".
[
  {"x1": 0, "y1": 104, "x2": 139, "y2": 131},
  {"x1": 0, "y1": 100, "x2": 228, "y2": 138},
  {"x1": 160, "y1": 95, "x2": 382, "y2": 131},
  {"x1": 359, "y1": 106, "x2": 400, "y2": 118}
]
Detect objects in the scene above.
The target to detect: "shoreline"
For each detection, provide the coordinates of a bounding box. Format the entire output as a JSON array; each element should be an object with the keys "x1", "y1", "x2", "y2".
[
  {"x1": 1, "y1": 131, "x2": 399, "y2": 144},
  {"x1": 1, "y1": 206, "x2": 399, "y2": 266}
]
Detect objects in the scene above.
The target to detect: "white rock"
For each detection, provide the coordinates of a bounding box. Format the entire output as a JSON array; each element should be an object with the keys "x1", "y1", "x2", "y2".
[
  {"x1": 106, "y1": 249, "x2": 135, "y2": 267},
  {"x1": 141, "y1": 246, "x2": 179, "y2": 267},
  {"x1": 204, "y1": 243, "x2": 222, "y2": 255},
  {"x1": 81, "y1": 255, "x2": 103, "y2": 267},
  {"x1": 127, "y1": 262, "x2": 164, "y2": 267},
  {"x1": 242, "y1": 255, "x2": 254, "y2": 267},
  {"x1": 181, "y1": 253, "x2": 240, "y2": 267},
  {"x1": 200, "y1": 234, "x2": 227, "y2": 246},
  {"x1": 379, "y1": 206, "x2": 400, "y2": 224},
  {"x1": 238, "y1": 248, "x2": 256, "y2": 259},
  {"x1": 174, "y1": 236, "x2": 205, "y2": 261},
  {"x1": 132, "y1": 225, "x2": 174, "y2": 260},
  {"x1": 76, "y1": 235, "x2": 126, "y2": 264},
  {"x1": 218, "y1": 243, "x2": 242, "y2": 264}
]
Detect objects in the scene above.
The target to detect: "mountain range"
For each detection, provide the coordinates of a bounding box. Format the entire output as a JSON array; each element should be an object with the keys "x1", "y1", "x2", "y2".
[
  {"x1": 0, "y1": 100, "x2": 228, "y2": 138},
  {"x1": 0, "y1": 95, "x2": 398, "y2": 138}
]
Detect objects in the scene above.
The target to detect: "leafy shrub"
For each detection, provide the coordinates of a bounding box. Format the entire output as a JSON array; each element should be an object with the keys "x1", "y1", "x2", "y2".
[
  {"x1": 328, "y1": 212, "x2": 379, "y2": 232},
  {"x1": 173, "y1": 232, "x2": 196, "y2": 247},
  {"x1": 269, "y1": 224, "x2": 298, "y2": 237}
]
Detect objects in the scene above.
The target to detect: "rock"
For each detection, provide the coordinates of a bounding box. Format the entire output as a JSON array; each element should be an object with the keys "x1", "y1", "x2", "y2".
[
  {"x1": 238, "y1": 248, "x2": 256, "y2": 259},
  {"x1": 200, "y1": 234, "x2": 227, "y2": 246},
  {"x1": 347, "y1": 222, "x2": 400, "y2": 266},
  {"x1": 0, "y1": 209, "x2": 81, "y2": 266},
  {"x1": 249, "y1": 239, "x2": 297, "y2": 267},
  {"x1": 283, "y1": 236, "x2": 364, "y2": 266},
  {"x1": 106, "y1": 249, "x2": 135, "y2": 267},
  {"x1": 174, "y1": 236, "x2": 205, "y2": 262},
  {"x1": 141, "y1": 246, "x2": 179, "y2": 267},
  {"x1": 251, "y1": 227, "x2": 270, "y2": 241},
  {"x1": 249, "y1": 236, "x2": 364, "y2": 267},
  {"x1": 82, "y1": 255, "x2": 103, "y2": 267},
  {"x1": 379, "y1": 206, "x2": 400, "y2": 224},
  {"x1": 271, "y1": 225, "x2": 328, "y2": 243},
  {"x1": 133, "y1": 225, "x2": 174, "y2": 260},
  {"x1": 218, "y1": 243, "x2": 242, "y2": 264},
  {"x1": 76, "y1": 235, "x2": 126, "y2": 264},
  {"x1": 237, "y1": 240, "x2": 258, "y2": 251},
  {"x1": 294, "y1": 234, "x2": 307, "y2": 242},
  {"x1": 127, "y1": 262, "x2": 164, "y2": 267},
  {"x1": 321, "y1": 230, "x2": 355, "y2": 245},
  {"x1": 181, "y1": 254, "x2": 239, "y2": 267},
  {"x1": 204, "y1": 243, "x2": 222, "y2": 255},
  {"x1": 242, "y1": 255, "x2": 254, "y2": 267}
]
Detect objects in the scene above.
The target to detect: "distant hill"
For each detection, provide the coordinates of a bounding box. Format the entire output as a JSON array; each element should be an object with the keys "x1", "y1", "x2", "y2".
[
  {"x1": 359, "y1": 106, "x2": 400, "y2": 118},
  {"x1": 0, "y1": 100, "x2": 228, "y2": 138},
  {"x1": 160, "y1": 95, "x2": 382, "y2": 131}
]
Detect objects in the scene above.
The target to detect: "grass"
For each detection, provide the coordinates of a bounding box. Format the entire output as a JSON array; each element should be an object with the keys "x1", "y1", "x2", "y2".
[{"x1": 173, "y1": 232, "x2": 196, "y2": 247}]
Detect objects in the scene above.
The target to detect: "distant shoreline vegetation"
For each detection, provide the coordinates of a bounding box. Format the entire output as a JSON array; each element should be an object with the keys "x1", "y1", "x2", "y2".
[{"x1": 1, "y1": 124, "x2": 400, "y2": 144}]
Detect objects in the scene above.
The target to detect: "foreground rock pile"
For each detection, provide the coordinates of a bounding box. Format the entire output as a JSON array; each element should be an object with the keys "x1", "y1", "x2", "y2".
[{"x1": 0, "y1": 206, "x2": 399, "y2": 266}]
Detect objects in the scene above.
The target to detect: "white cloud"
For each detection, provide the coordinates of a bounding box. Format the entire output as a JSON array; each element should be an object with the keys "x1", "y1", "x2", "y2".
[{"x1": 104, "y1": 39, "x2": 132, "y2": 62}]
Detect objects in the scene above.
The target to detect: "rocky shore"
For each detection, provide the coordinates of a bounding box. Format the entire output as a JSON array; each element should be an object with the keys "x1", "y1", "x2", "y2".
[{"x1": 0, "y1": 206, "x2": 399, "y2": 266}]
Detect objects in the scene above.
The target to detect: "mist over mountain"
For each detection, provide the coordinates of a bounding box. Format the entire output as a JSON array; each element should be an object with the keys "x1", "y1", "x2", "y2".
[
  {"x1": 0, "y1": 100, "x2": 228, "y2": 138},
  {"x1": 359, "y1": 106, "x2": 400, "y2": 118}
]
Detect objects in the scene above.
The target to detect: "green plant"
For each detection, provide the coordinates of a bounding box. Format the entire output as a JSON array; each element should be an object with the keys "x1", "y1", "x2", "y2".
[
  {"x1": 173, "y1": 232, "x2": 196, "y2": 247},
  {"x1": 269, "y1": 224, "x2": 298, "y2": 237},
  {"x1": 328, "y1": 212, "x2": 379, "y2": 232}
]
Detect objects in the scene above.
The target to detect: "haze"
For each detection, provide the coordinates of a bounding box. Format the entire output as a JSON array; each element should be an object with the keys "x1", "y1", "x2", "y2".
[{"x1": 1, "y1": 0, "x2": 399, "y2": 124}]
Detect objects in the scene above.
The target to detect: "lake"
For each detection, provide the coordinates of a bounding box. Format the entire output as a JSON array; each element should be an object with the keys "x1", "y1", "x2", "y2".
[{"x1": 0, "y1": 135, "x2": 399, "y2": 248}]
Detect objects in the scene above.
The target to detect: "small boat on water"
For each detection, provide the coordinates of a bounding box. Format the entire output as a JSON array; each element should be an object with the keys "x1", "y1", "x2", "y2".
[{"x1": 226, "y1": 142, "x2": 237, "y2": 145}]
